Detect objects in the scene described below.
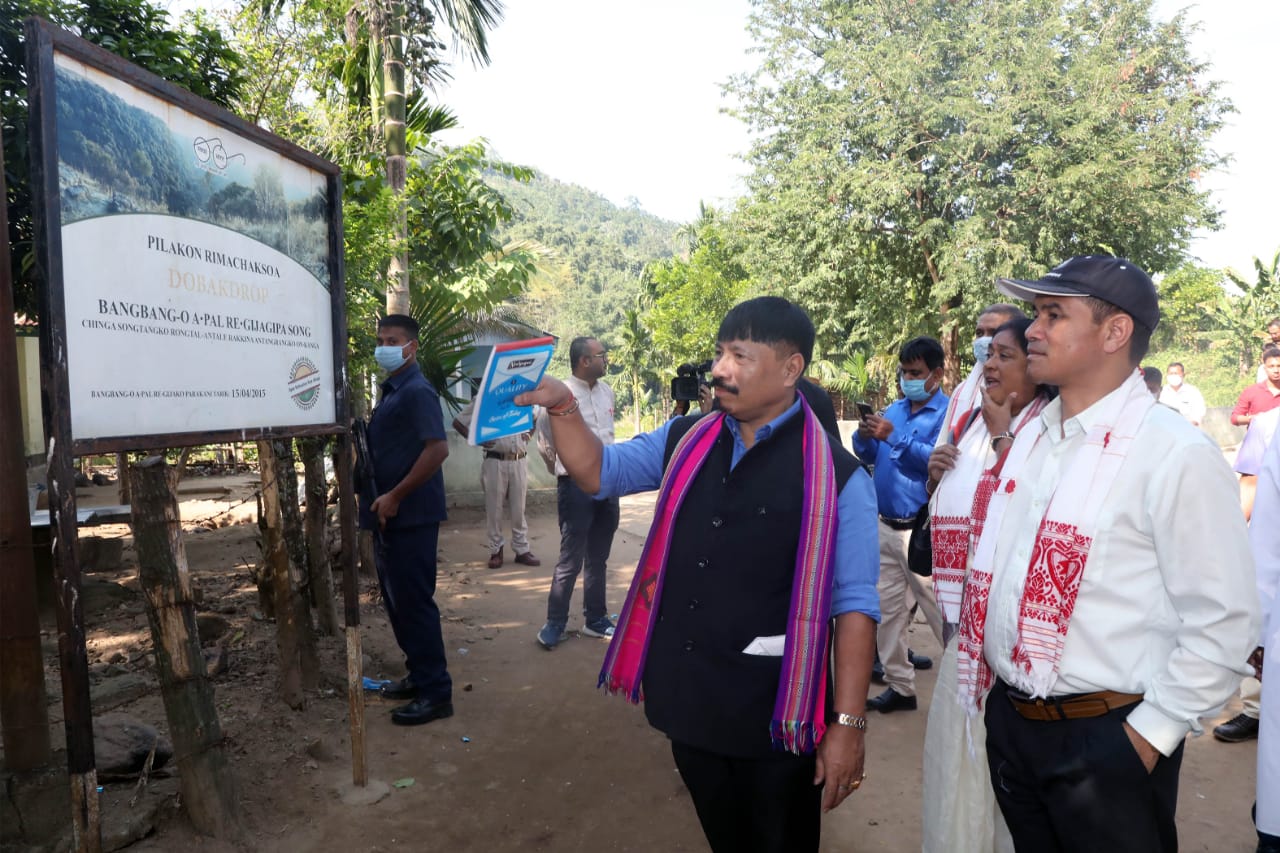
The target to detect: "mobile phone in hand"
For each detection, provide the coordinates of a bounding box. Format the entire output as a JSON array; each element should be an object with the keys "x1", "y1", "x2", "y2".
[{"x1": 856, "y1": 402, "x2": 874, "y2": 419}]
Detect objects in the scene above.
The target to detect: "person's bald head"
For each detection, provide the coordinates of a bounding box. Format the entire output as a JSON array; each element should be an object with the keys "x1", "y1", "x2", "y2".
[{"x1": 977, "y1": 303, "x2": 1027, "y2": 339}]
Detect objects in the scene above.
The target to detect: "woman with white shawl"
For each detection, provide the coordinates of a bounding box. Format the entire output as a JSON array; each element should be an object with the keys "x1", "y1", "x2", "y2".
[{"x1": 920, "y1": 318, "x2": 1052, "y2": 853}]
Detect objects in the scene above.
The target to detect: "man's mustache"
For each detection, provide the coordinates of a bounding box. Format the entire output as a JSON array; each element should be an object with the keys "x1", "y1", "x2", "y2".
[{"x1": 710, "y1": 377, "x2": 738, "y2": 395}]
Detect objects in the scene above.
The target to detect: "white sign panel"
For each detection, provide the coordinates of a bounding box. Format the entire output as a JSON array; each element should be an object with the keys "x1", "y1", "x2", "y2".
[{"x1": 52, "y1": 52, "x2": 337, "y2": 441}]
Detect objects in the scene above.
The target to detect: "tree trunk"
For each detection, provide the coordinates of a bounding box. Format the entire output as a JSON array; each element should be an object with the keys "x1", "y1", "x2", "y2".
[
  {"x1": 299, "y1": 436, "x2": 339, "y2": 635},
  {"x1": 257, "y1": 440, "x2": 308, "y2": 709},
  {"x1": 116, "y1": 452, "x2": 130, "y2": 505},
  {"x1": 270, "y1": 439, "x2": 319, "y2": 689},
  {"x1": 380, "y1": 0, "x2": 410, "y2": 316},
  {"x1": 128, "y1": 457, "x2": 242, "y2": 839},
  {"x1": 252, "y1": 492, "x2": 275, "y2": 620}
]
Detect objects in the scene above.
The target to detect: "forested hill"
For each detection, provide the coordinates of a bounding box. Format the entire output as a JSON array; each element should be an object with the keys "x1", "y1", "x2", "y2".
[{"x1": 486, "y1": 170, "x2": 680, "y2": 351}]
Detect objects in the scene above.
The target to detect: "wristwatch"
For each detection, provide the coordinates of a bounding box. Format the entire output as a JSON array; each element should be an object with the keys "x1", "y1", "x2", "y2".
[
  {"x1": 832, "y1": 712, "x2": 867, "y2": 730},
  {"x1": 990, "y1": 431, "x2": 1016, "y2": 451}
]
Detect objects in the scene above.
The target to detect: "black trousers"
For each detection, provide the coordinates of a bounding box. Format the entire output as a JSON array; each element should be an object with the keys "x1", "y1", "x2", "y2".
[
  {"x1": 985, "y1": 679, "x2": 1183, "y2": 853},
  {"x1": 671, "y1": 741, "x2": 821, "y2": 853},
  {"x1": 376, "y1": 522, "x2": 451, "y2": 702},
  {"x1": 546, "y1": 477, "x2": 619, "y2": 625}
]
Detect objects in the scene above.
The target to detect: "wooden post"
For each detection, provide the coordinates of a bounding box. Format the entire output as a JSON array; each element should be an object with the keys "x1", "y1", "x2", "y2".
[
  {"x1": 335, "y1": 431, "x2": 367, "y2": 786},
  {"x1": 257, "y1": 440, "x2": 306, "y2": 709},
  {"x1": 128, "y1": 457, "x2": 242, "y2": 839},
  {"x1": 270, "y1": 438, "x2": 319, "y2": 688},
  {"x1": 299, "y1": 436, "x2": 339, "y2": 635},
  {"x1": 0, "y1": 127, "x2": 53, "y2": 771},
  {"x1": 24, "y1": 23, "x2": 102, "y2": 845}
]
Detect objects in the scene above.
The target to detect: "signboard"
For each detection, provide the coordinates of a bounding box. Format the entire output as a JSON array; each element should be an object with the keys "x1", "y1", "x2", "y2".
[{"x1": 26, "y1": 19, "x2": 346, "y2": 453}]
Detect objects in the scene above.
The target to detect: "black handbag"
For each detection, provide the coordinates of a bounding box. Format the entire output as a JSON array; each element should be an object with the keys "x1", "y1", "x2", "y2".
[{"x1": 907, "y1": 502, "x2": 933, "y2": 577}]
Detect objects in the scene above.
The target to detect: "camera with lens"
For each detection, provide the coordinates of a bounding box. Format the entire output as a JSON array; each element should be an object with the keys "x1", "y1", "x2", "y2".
[{"x1": 670, "y1": 359, "x2": 713, "y2": 401}]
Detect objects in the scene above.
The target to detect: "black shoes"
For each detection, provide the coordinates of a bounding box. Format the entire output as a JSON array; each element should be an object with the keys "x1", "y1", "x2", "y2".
[
  {"x1": 391, "y1": 697, "x2": 454, "y2": 726},
  {"x1": 379, "y1": 678, "x2": 418, "y2": 701},
  {"x1": 871, "y1": 649, "x2": 931, "y2": 684},
  {"x1": 1213, "y1": 712, "x2": 1260, "y2": 742},
  {"x1": 868, "y1": 687, "x2": 918, "y2": 713}
]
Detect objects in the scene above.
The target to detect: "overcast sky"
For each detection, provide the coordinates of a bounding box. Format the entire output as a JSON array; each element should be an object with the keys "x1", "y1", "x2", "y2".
[{"x1": 433, "y1": 0, "x2": 1280, "y2": 276}]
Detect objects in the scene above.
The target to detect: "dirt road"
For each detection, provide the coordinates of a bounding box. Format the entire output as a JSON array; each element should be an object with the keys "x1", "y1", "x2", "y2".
[{"x1": 49, "y1": 478, "x2": 1262, "y2": 852}]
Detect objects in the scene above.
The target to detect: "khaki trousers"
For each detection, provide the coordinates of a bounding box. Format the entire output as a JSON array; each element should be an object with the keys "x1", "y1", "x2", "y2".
[{"x1": 482, "y1": 456, "x2": 530, "y2": 554}]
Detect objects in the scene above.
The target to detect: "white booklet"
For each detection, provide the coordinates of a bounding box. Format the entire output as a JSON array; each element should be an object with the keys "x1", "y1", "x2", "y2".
[{"x1": 466, "y1": 336, "x2": 556, "y2": 445}]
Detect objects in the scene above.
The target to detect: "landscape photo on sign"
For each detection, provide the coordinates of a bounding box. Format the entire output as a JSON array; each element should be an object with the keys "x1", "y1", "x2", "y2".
[
  {"x1": 51, "y1": 49, "x2": 338, "y2": 441},
  {"x1": 467, "y1": 337, "x2": 556, "y2": 445}
]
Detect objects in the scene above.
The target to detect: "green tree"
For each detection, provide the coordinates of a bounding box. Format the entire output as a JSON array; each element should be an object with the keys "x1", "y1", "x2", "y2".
[
  {"x1": 726, "y1": 0, "x2": 1229, "y2": 381},
  {"x1": 644, "y1": 207, "x2": 751, "y2": 369},
  {"x1": 1209, "y1": 251, "x2": 1280, "y2": 376},
  {"x1": 611, "y1": 306, "x2": 658, "y2": 433},
  {"x1": 1153, "y1": 262, "x2": 1224, "y2": 352},
  {"x1": 2, "y1": 0, "x2": 245, "y2": 315}
]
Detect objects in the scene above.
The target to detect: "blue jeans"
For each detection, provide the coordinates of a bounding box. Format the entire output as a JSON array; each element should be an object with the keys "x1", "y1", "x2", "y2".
[
  {"x1": 376, "y1": 523, "x2": 451, "y2": 701},
  {"x1": 546, "y1": 477, "x2": 619, "y2": 625}
]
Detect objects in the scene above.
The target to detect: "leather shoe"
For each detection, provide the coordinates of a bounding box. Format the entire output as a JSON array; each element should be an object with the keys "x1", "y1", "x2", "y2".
[
  {"x1": 908, "y1": 649, "x2": 933, "y2": 670},
  {"x1": 1213, "y1": 712, "x2": 1259, "y2": 742},
  {"x1": 867, "y1": 687, "x2": 918, "y2": 713},
  {"x1": 513, "y1": 551, "x2": 541, "y2": 566},
  {"x1": 379, "y1": 678, "x2": 417, "y2": 701},
  {"x1": 487, "y1": 547, "x2": 504, "y2": 569},
  {"x1": 391, "y1": 697, "x2": 454, "y2": 726}
]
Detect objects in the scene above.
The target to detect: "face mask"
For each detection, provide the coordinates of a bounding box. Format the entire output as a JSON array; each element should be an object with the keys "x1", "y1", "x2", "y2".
[
  {"x1": 375, "y1": 344, "x2": 409, "y2": 372},
  {"x1": 973, "y1": 336, "x2": 993, "y2": 364},
  {"x1": 1168, "y1": 375, "x2": 1183, "y2": 388},
  {"x1": 900, "y1": 376, "x2": 932, "y2": 402}
]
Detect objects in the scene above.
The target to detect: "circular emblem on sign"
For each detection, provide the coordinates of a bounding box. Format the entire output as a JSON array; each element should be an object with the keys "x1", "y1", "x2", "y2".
[{"x1": 288, "y1": 357, "x2": 322, "y2": 409}]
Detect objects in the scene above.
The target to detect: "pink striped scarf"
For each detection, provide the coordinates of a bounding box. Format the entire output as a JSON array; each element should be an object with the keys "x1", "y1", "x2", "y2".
[{"x1": 598, "y1": 397, "x2": 840, "y2": 754}]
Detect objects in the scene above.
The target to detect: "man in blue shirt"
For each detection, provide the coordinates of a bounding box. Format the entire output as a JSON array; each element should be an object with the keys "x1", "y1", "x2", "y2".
[
  {"x1": 516, "y1": 297, "x2": 879, "y2": 853},
  {"x1": 359, "y1": 314, "x2": 453, "y2": 726},
  {"x1": 853, "y1": 336, "x2": 949, "y2": 713}
]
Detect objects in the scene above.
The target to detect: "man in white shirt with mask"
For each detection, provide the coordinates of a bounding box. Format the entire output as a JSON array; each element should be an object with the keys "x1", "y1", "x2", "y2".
[
  {"x1": 1158, "y1": 362, "x2": 1207, "y2": 426},
  {"x1": 960, "y1": 256, "x2": 1259, "y2": 852}
]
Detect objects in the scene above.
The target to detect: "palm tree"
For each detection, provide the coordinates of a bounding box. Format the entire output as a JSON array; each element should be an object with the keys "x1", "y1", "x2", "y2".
[
  {"x1": 251, "y1": 0, "x2": 504, "y2": 315},
  {"x1": 1211, "y1": 251, "x2": 1280, "y2": 377},
  {"x1": 612, "y1": 307, "x2": 658, "y2": 433},
  {"x1": 357, "y1": 0, "x2": 502, "y2": 314}
]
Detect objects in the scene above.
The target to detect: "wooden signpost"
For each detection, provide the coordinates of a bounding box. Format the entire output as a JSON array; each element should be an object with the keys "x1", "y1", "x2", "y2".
[{"x1": 22, "y1": 17, "x2": 365, "y2": 849}]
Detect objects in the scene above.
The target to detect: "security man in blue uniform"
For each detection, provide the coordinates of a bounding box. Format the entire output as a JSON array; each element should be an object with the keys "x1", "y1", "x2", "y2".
[{"x1": 360, "y1": 314, "x2": 453, "y2": 725}]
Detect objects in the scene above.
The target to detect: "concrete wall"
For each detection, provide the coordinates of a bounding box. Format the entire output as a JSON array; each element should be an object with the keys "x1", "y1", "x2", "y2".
[{"x1": 442, "y1": 418, "x2": 559, "y2": 509}]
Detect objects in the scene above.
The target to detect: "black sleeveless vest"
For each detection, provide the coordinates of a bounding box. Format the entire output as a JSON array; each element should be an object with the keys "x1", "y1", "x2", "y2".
[{"x1": 641, "y1": 412, "x2": 860, "y2": 757}]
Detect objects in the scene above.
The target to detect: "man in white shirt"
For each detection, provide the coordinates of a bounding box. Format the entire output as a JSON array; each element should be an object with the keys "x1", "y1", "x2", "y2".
[
  {"x1": 1158, "y1": 362, "x2": 1207, "y2": 426},
  {"x1": 974, "y1": 256, "x2": 1258, "y2": 851},
  {"x1": 534, "y1": 337, "x2": 619, "y2": 649},
  {"x1": 1253, "y1": 434, "x2": 1280, "y2": 852}
]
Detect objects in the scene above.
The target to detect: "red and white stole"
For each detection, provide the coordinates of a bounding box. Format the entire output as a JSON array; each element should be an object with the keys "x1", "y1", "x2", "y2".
[
  {"x1": 936, "y1": 363, "x2": 984, "y2": 449},
  {"x1": 930, "y1": 398, "x2": 1048, "y2": 624},
  {"x1": 956, "y1": 371, "x2": 1154, "y2": 712}
]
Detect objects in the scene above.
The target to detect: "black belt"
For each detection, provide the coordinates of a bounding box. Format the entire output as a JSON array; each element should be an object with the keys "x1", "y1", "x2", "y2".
[
  {"x1": 879, "y1": 514, "x2": 916, "y2": 531},
  {"x1": 484, "y1": 450, "x2": 526, "y2": 461}
]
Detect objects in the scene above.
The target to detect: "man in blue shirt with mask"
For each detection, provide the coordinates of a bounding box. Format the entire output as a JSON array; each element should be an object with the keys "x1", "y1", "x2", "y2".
[
  {"x1": 360, "y1": 314, "x2": 453, "y2": 726},
  {"x1": 853, "y1": 336, "x2": 949, "y2": 713}
]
